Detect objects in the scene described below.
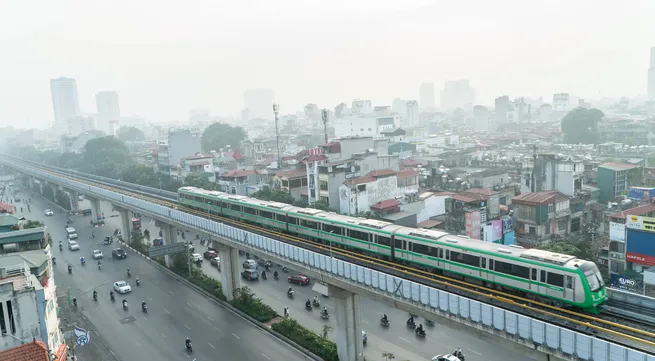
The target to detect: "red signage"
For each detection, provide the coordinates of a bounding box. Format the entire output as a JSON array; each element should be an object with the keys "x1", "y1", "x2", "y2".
[{"x1": 626, "y1": 252, "x2": 655, "y2": 266}]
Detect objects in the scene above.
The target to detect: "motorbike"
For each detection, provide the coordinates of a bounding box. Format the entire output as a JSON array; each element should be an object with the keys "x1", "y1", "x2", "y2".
[
  {"x1": 415, "y1": 328, "x2": 426, "y2": 338},
  {"x1": 52, "y1": 257, "x2": 56, "y2": 265},
  {"x1": 426, "y1": 319, "x2": 435, "y2": 327},
  {"x1": 142, "y1": 304, "x2": 148, "y2": 313},
  {"x1": 98, "y1": 263, "x2": 102, "y2": 271},
  {"x1": 406, "y1": 319, "x2": 416, "y2": 329},
  {"x1": 80, "y1": 258, "x2": 86, "y2": 266},
  {"x1": 93, "y1": 293, "x2": 98, "y2": 301},
  {"x1": 287, "y1": 291, "x2": 294, "y2": 299},
  {"x1": 73, "y1": 298, "x2": 77, "y2": 307},
  {"x1": 136, "y1": 278, "x2": 140, "y2": 286},
  {"x1": 273, "y1": 272, "x2": 279, "y2": 280},
  {"x1": 186, "y1": 341, "x2": 193, "y2": 353},
  {"x1": 127, "y1": 269, "x2": 131, "y2": 277},
  {"x1": 305, "y1": 302, "x2": 312, "y2": 311},
  {"x1": 110, "y1": 293, "x2": 115, "y2": 302},
  {"x1": 261, "y1": 272, "x2": 267, "y2": 280},
  {"x1": 312, "y1": 299, "x2": 320, "y2": 307},
  {"x1": 453, "y1": 349, "x2": 465, "y2": 361},
  {"x1": 281, "y1": 266, "x2": 289, "y2": 273},
  {"x1": 68, "y1": 266, "x2": 72, "y2": 274},
  {"x1": 320, "y1": 311, "x2": 329, "y2": 320},
  {"x1": 380, "y1": 318, "x2": 390, "y2": 327},
  {"x1": 59, "y1": 244, "x2": 63, "y2": 251},
  {"x1": 122, "y1": 301, "x2": 128, "y2": 310}
]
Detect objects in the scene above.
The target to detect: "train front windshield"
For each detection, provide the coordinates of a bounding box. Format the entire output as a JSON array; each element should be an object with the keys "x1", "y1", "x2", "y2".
[{"x1": 580, "y1": 263, "x2": 604, "y2": 292}]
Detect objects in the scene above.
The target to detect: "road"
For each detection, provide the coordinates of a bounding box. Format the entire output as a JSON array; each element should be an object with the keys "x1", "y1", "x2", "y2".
[{"x1": 24, "y1": 190, "x2": 313, "y2": 361}]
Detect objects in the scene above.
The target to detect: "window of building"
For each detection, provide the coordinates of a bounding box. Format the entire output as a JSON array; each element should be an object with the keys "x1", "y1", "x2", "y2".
[
  {"x1": 609, "y1": 241, "x2": 625, "y2": 253},
  {"x1": 548, "y1": 204, "x2": 554, "y2": 213},
  {"x1": 558, "y1": 220, "x2": 567, "y2": 232},
  {"x1": 528, "y1": 226, "x2": 536, "y2": 235},
  {"x1": 319, "y1": 181, "x2": 328, "y2": 191},
  {"x1": 0, "y1": 303, "x2": 6, "y2": 334},
  {"x1": 6, "y1": 301, "x2": 15, "y2": 333}
]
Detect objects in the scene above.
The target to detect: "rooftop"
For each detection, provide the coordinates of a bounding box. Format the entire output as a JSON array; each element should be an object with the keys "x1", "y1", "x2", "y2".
[
  {"x1": 367, "y1": 169, "x2": 397, "y2": 177},
  {"x1": 608, "y1": 203, "x2": 655, "y2": 219},
  {"x1": 0, "y1": 339, "x2": 50, "y2": 361},
  {"x1": 396, "y1": 169, "x2": 418, "y2": 178},
  {"x1": 512, "y1": 191, "x2": 570, "y2": 206},
  {"x1": 275, "y1": 169, "x2": 306, "y2": 179},
  {"x1": 222, "y1": 169, "x2": 258, "y2": 178},
  {"x1": 0, "y1": 250, "x2": 48, "y2": 269},
  {"x1": 473, "y1": 168, "x2": 509, "y2": 178},
  {"x1": 599, "y1": 162, "x2": 639, "y2": 171},
  {"x1": 0, "y1": 213, "x2": 19, "y2": 227},
  {"x1": 370, "y1": 199, "x2": 400, "y2": 211}
]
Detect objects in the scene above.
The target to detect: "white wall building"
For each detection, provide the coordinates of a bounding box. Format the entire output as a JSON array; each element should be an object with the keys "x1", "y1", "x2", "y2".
[
  {"x1": 399, "y1": 191, "x2": 451, "y2": 224},
  {"x1": 50, "y1": 77, "x2": 80, "y2": 135},
  {"x1": 333, "y1": 115, "x2": 398, "y2": 138},
  {"x1": 0, "y1": 254, "x2": 63, "y2": 355},
  {"x1": 351, "y1": 100, "x2": 372, "y2": 115},
  {"x1": 405, "y1": 100, "x2": 419, "y2": 127},
  {"x1": 338, "y1": 169, "x2": 419, "y2": 215},
  {"x1": 520, "y1": 154, "x2": 584, "y2": 197},
  {"x1": 553, "y1": 93, "x2": 570, "y2": 112}
]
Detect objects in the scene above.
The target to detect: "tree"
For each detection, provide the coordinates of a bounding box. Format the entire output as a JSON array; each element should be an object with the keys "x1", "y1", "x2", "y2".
[
  {"x1": 121, "y1": 164, "x2": 161, "y2": 187},
  {"x1": 23, "y1": 220, "x2": 44, "y2": 229},
  {"x1": 311, "y1": 200, "x2": 331, "y2": 211},
  {"x1": 80, "y1": 136, "x2": 131, "y2": 177},
  {"x1": 201, "y1": 123, "x2": 246, "y2": 152},
  {"x1": 116, "y1": 126, "x2": 145, "y2": 142},
  {"x1": 184, "y1": 173, "x2": 215, "y2": 190},
  {"x1": 560, "y1": 107, "x2": 603, "y2": 144},
  {"x1": 54, "y1": 189, "x2": 71, "y2": 211},
  {"x1": 382, "y1": 351, "x2": 395, "y2": 361}
]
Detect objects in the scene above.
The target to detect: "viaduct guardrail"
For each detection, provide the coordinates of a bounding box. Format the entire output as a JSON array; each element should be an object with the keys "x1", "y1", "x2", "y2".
[{"x1": 2, "y1": 157, "x2": 654, "y2": 361}]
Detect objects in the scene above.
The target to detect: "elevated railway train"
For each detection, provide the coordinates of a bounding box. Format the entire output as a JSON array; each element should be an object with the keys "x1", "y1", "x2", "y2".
[{"x1": 178, "y1": 187, "x2": 607, "y2": 313}]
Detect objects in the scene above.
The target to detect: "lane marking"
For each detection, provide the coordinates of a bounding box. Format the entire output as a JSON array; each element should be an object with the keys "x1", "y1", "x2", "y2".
[
  {"x1": 208, "y1": 342, "x2": 216, "y2": 349},
  {"x1": 108, "y1": 349, "x2": 115, "y2": 356},
  {"x1": 93, "y1": 330, "x2": 99, "y2": 336},
  {"x1": 262, "y1": 354, "x2": 271, "y2": 360},
  {"x1": 148, "y1": 296, "x2": 153, "y2": 301},
  {"x1": 169, "y1": 291, "x2": 174, "y2": 295},
  {"x1": 186, "y1": 302, "x2": 192, "y2": 307},
  {"x1": 361, "y1": 320, "x2": 369, "y2": 324},
  {"x1": 143, "y1": 316, "x2": 148, "y2": 321},
  {"x1": 185, "y1": 324, "x2": 191, "y2": 329},
  {"x1": 326, "y1": 305, "x2": 334, "y2": 309},
  {"x1": 164, "y1": 309, "x2": 171, "y2": 314},
  {"x1": 399, "y1": 337, "x2": 411, "y2": 343},
  {"x1": 135, "y1": 341, "x2": 142, "y2": 347},
  {"x1": 161, "y1": 333, "x2": 166, "y2": 338},
  {"x1": 468, "y1": 349, "x2": 482, "y2": 355},
  {"x1": 207, "y1": 316, "x2": 214, "y2": 322},
  {"x1": 232, "y1": 333, "x2": 240, "y2": 339}
]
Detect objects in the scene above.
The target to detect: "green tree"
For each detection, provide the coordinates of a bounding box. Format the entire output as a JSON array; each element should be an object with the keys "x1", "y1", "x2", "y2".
[
  {"x1": 80, "y1": 136, "x2": 131, "y2": 177},
  {"x1": 201, "y1": 123, "x2": 246, "y2": 152},
  {"x1": 54, "y1": 189, "x2": 71, "y2": 211},
  {"x1": 251, "y1": 187, "x2": 297, "y2": 205},
  {"x1": 116, "y1": 126, "x2": 145, "y2": 142},
  {"x1": 184, "y1": 173, "x2": 215, "y2": 190},
  {"x1": 311, "y1": 200, "x2": 331, "y2": 211},
  {"x1": 23, "y1": 220, "x2": 45, "y2": 229},
  {"x1": 560, "y1": 107, "x2": 604, "y2": 144}
]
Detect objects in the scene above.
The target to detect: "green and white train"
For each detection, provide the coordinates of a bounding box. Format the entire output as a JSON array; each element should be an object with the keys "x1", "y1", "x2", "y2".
[{"x1": 178, "y1": 187, "x2": 607, "y2": 313}]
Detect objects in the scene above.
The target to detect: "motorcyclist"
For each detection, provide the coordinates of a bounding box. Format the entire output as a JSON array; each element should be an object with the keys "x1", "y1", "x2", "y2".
[
  {"x1": 110, "y1": 290, "x2": 115, "y2": 300},
  {"x1": 261, "y1": 270, "x2": 266, "y2": 278},
  {"x1": 92, "y1": 231, "x2": 95, "y2": 238},
  {"x1": 142, "y1": 300, "x2": 147, "y2": 309},
  {"x1": 185, "y1": 337, "x2": 192, "y2": 348},
  {"x1": 454, "y1": 347, "x2": 464, "y2": 358},
  {"x1": 321, "y1": 307, "x2": 328, "y2": 316},
  {"x1": 67, "y1": 265, "x2": 72, "y2": 273},
  {"x1": 93, "y1": 290, "x2": 98, "y2": 300},
  {"x1": 417, "y1": 324, "x2": 424, "y2": 335},
  {"x1": 382, "y1": 314, "x2": 388, "y2": 323},
  {"x1": 305, "y1": 299, "x2": 311, "y2": 308},
  {"x1": 407, "y1": 317, "x2": 415, "y2": 326},
  {"x1": 287, "y1": 287, "x2": 293, "y2": 295},
  {"x1": 80, "y1": 256, "x2": 85, "y2": 265},
  {"x1": 136, "y1": 276, "x2": 140, "y2": 285},
  {"x1": 313, "y1": 296, "x2": 319, "y2": 304},
  {"x1": 122, "y1": 299, "x2": 128, "y2": 308},
  {"x1": 126, "y1": 268, "x2": 131, "y2": 277},
  {"x1": 72, "y1": 298, "x2": 77, "y2": 307},
  {"x1": 273, "y1": 270, "x2": 279, "y2": 279}
]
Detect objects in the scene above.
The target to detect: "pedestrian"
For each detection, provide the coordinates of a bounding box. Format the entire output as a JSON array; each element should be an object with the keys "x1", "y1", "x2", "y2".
[{"x1": 284, "y1": 306, "x2": 289, "y2": 318}]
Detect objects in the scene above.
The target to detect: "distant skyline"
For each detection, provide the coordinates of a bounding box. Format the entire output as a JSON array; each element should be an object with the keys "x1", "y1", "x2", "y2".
[{"x1": 1, "y1": 0, "x2": 654, "y2": 129}]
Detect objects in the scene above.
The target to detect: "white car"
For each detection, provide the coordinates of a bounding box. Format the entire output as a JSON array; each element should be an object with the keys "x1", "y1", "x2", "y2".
[
  {"x1": 243, "y1": 259, "x2": 257, "y2": 269},
  {"x1": 191, "y1": 253, "x2": 202, "y2": 262},
  {"x1": 44, "y1": 209, "x2": 54, "y2": 216},
  {"x1": 91, "y1": 250, "x2": 103, "y2": 259},
  {"x1": 431, "y1": 354, "x2": 462, "y2": 361},
  {"x1": 67, "y1": 240, "x2": 80, "y2": 251},
  {"x1": 113, "y1": 281, "x2": 131, "y2": 294}
]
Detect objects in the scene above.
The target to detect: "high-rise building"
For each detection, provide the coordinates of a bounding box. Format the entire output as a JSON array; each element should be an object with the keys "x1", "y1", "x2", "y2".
[
  {"x1": 648, "y1": 46, "x2": 655, "y2": 100},
  {"x1": 243, "y1": 89, "x2": 275, "y2": 121},
  {"x1": 553, "y1": 93, "x2": 570, "y2": 112},
  {"x1": 334, "y1": 103, "x2": 348, "y2": 118},
  {"x1": 419, "y1": 83, "x2": 435, "y2": 110},
  {"x1": 473, "y1": 105, "x2": 489, "y2": 131},
  {"x1": 50, "y1": 77, "x2": 80, "y2": 134},
  {"x1": 440, "y1": 80, "x2": 475, "y2": 110},
  {"x1": 495, "y1": 96, "x2": 510, "y2": 125},
  {"x1": 406, "y1": 100, "x2": 419, "y2": 127},
  {"x1": 96, "y1": 91, "x2": 120, "y2": 133},
  {"x1": 392, "y1": 98, "x2": 407, "y2": 115}
]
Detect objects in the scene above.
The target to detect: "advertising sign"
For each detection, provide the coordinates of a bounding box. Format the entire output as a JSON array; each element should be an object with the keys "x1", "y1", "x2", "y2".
[
  {"x1": 503, "y1": 231, "x2": 516, "y2": 245},
  {"x1": 625, "y1": 229, "x2": 655, "y2": 266},
  {"x1": 501, "y1": 215, "x2": 514, "y2": 234},
  {"x1": 491, "y1": 220, "x2": 503, "y2": 242},
  {"x1": 465, "y1": 211, "x2": 481, "y2": 240},
  {"x1": 627, "y1": 187, "x2": 655, "y2": 201},
  {"x1": 609, "y1": 222, "x2": 626, "y2": 242},
  {"x1": 609, "y1": 273, "x2": 644, "y2": 294},
  {"x1": 626, "y1": 215, "x2": 655, "y2": 232}
]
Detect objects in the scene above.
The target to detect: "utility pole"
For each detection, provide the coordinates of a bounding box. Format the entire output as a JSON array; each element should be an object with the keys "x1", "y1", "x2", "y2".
[
  {"x1": 321, "y1": 109, "x2": 329, "y2": 144},
  {"x1": 273, "y1": 104, "x2": 281, "y2": 169}
]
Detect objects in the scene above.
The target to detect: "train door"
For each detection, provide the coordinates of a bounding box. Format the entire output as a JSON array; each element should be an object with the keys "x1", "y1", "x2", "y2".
[
  {"x1": 537, "y1": 270, "x2": 548, "y2": 296},
  {"x1": 564, "y1": 275, "x2": 575, "y2": 302}
]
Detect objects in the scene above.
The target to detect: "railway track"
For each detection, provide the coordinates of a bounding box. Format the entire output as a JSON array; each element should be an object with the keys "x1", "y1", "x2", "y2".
[{"x1": 7, "y1": 158, "x2": 655, "y2": 354}]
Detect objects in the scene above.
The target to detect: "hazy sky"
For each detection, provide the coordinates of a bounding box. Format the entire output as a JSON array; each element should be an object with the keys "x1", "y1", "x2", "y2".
[{"x1": 1, "y1": 0, "x2": 654, "y2": 128}]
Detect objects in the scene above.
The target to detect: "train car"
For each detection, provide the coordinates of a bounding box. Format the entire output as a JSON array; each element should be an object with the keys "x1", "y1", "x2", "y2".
[{"x1": 393, "y1": 227, "x2": 606, "y2": 312}]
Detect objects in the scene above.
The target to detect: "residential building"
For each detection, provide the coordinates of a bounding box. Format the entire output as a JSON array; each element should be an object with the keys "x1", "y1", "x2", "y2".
[
  {"x1": 405, "y1": 101, "x2": 419, "y2": 127},
  {"x1": 495, "y1": 95, "x2": 509, "y2": 126},
  {"x1": 181, "y1": 154, "x2": 216, "y2": 182},
  {"x1": 66, "y1": 115, "x2": 96, "y2": 136},
  {"x1": 606, "y1": 203, "x2": 655, "y2": 275},
  {"x1": 399, "y1": 191, "x2": 453, "y2": 226},
  {"x1": 470, "y1": 169, "x2": 510, "y2": 190},
  {"x1": 419, "y1": 83, "x2": 435, "y2": 110},
  {"x1": 334, "y1": 103, "x2": 348, "y2": 118},
  {"x1": 59, "y1": 131, "x2": 101, "y2": 154},
  {"x1": 552, "y1": 93, "x2": 570, "y2": 112},
  {"x1": 218, "y1": 169, "x2": 261, "y2": 196},
  {"x1": 440, "y1": 80, "x2": 475, "y2": 110},
  {"x1": 157, "y1": 130, "x2": 202, "y2": 176},
  {"x1": 0, "y1": 338, "x2": 66, "y2": 361},
  {"x1": 351, "y1": 100, "x2": 372, "y2": 115},
  {"x1": 520, "y1": 154, "x2": 584, "y2": 197},
  {"x1": 243, "y1": 89, "x2": 274, "y2": 121},
  {"x1": 213, "y1": 151, "x2": 246, "y2": 174},
  {"x1": 50, "y1": 77, "x2": 80, "y2": 135},
  {"x1": 597, "y1": 163, "x2": 641, "y2": 202},
  {"x1": 512, "y1": 191, "x2": 574, "y2": 244},
  {"x1": 95, "y1": 91, "x2": 120, "y2": 134},
  {"x1": 304, "y1": 104, "x2": 321, "y2": 125},
  {"x1": 338, "y1": 169, "x2": 419, "y2": 215},
  {"x1": 333, "y1": 114, "x2": 398, "y2": 138},
  {"x1": 472, "y1": 105, "x2": 490, "y2": 132},
  {"x1": 0, "y1": 251, "x2": 64, "y2": 357},
  {"x1": 274, "y1": 169, "x2": 308, "y2": 201}
]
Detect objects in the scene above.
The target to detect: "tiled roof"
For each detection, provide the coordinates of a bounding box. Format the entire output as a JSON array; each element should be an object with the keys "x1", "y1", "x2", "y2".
[
  {"x1": 465, "y1": 188, "x2": 498, "y2": 196},
  {"x1": 512, "y1": 191, "x2": 570, "y2": 205},
  {"x1": 183, "y1": 154, "x2": 213, "y2": 160},
  {"x1": 396, "y1": 169, "x2": 418, "y2": 178},
  {"x1": 370, "y1": 199, "x2": 400, "y2": 210},
  {"x1": 417, "y1": 219, "x2": 443, "y2": 229},
  {"x1": 222, "y1": 169, "x2": 257, "y2": 178},
  {"x1": 0, "y1": 339, "x2": 50, "y2": 361},
  {"x1": 190, "y1": 162, "x2": 210, "y2": 167},
  {"x1": 400, "y1": 158, "x2": 425, "y2": 168},
  {"x1": 453, "y1": 194, "x2": 485, "y2": 203},
  {"x1": 367, "y1": 169, "x2": 397, "y2": 177},
  {"x1": 0, "y1": 202, "x2": 14, "y2": 212},
  {"x1": 301, "y1": 154, "x2": 328, "y2": 163},
  {"x1": 275, "y1": 170, "x2": 306, "y2": 179},
  {"x1": 608, "y1": 203, "x2": 655, "y2": 219}
]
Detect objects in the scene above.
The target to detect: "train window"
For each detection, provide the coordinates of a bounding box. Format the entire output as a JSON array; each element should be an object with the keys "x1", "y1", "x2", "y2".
[
  {"x1": 229, "y1": 203, "x2": 241, "y2": 211},
  {"x1": 489, "y1": 259, "x2": 494, "y2": 269},
  {"x1": 302, "y1": 220, "x2": 318, "y2": 229},
  {"x1": 540, "y1": 270, "x2": 546, "y2": 283},
  {"x1": 547, "y1": 273, "x2": 564, "y2": 287},
  {"x1": 194, "y1": 196, "x2": 203, "y2": 202},
  {"x1": 449, "y1": 251, "x2": 480, "y2": 267},
  {"x1": 428, "y1": 247, "x2": 439, "y2": 258},
  {"x1": 378, "y1": 236, "x2": 391, "y2": 247},
  {"x1": 244, "y1": 207, "x2": 256, "y2": 215},
  {"x1": 413, "y1": 243, "x2": 429, "y2": 255},
  {"x1": 446, "y1": 250, "x2": 450, "y2": 259},
  {"x1": 324, "y1": 224, "x2": 343, "y2": 235},
  {"x1": 260, "y1": 211, "x2": 273, "y2": 219},
  {"x1": 531, "y1": 269, "x2": 537, "y2": 281},
  {"x1": 495, "y1": 261, "x2": 529, "y2": 279},
  {"x1": 565, "y1": 275, "x2": 573, "y2": 289},
  {"x1": 481, "y1": 258, "x2": 486, "y2": 269},
  {"x1": 286, "y1": 216, "x2": 296, "y2": 225},
  {"x1": 394, "y1": 238, "x2": 403, "y2": 249},
  {"x1": 438, "y1": 248, "x2": 443, "y2": 258},
  {"x1": 349, "y1": 229, "x2": 369, "y2": 242}
]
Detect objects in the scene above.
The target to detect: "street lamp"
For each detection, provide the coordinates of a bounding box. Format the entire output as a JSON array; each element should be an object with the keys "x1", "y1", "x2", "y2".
[{"x1": 272, "y1": 104, "x2": 281, "y2": 169}]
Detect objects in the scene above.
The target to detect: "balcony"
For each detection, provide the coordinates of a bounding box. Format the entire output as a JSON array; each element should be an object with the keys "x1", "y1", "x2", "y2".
[{"x1": 609, "y1": 251, "x2": 625, "y2": 260}]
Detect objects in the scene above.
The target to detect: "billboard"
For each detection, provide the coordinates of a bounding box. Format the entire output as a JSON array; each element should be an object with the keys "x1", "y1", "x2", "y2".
[
  {"x1": 609, "y1": 222, "x2": 626, "y2": 242},
  {"x1": 626, "y1": 229, "x2": 655, "y2": 266},
  {"x1": 610, "y1": 273, "x2": 644, "y2": 293},
  {"x1": 465, "y1": 211, "x2": 481, "y2": 240},
  {"x1": 503, "y1": 231, "x2": 516, "y2": 245},
  {"x1": 482, "y1": 220, "x2": 503, "y2": 243},
  {"x1": 627, "y1": 187, "x2": 655, "y2": 201},
  {"x1": 626, "y1": 215, "x2": 655, "y2": 232},
  {"x1": 501, "y1": 216, "x2": 514, "y2": 234}
]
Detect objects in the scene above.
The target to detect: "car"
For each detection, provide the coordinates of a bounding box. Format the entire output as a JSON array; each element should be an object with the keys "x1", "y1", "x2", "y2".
[
  {"x1": 185, "y1": 242, "x2": 195, "y2": 252},
  {"x1": 257, "y1": 258, "x2": 270, "y2": 267},
  {"x1": 91, "y1": 250, "x2": 103, "y2": 259},
  {"x1": 112, "y1": 248, "x2": 127, "y2": 259},
  {"x1": 78, "y1": 195, "x2": 84, "y2": 201},
  {"x1": 44, "y1": 209, "x2": 54, "y2": 216},
  {"x1": 210, "y1": 257, "x2": 220, "y2": 268},
  {"x1": 288, "y1": 274, "x2": 310, "y2": 285},
  {"x1": 242, "y1": 259, "x2": 257, "y2": 269},
  {"x1": 431, "y1": 354, "x2": 462, "y2": 361},
  {"x1": 362, "y1": 330, "x2": 367, "y2": 344},
  {"x1": 113, "y1": 281, "x2": 132, "y2": 294},
  {"x1": 67, "y1": 240, "x2": 80, "y2": 251},
  {"x1": 191, "y1": 253, "x2": 203, "y2": 262},
  {"x1": 203, "y1": 250, "x2": 217, "y2": 260},
  {"x1": 241, "y1": 269, "x2": 259, "y2": 281}
]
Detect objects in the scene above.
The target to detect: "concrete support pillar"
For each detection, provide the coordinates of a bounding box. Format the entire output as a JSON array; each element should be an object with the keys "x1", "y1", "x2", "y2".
[
  {"x1": 89, "y1": 197, "x2": 102, "y2": 224},
  {"x1": 217, "y1": 244, "x2": 240, "y2": 301},
  {"x1": 155, "y1": 220, "x2": 178, "y2": 267},
  {"x1": 329, "y1": 285, "x2": 364, "y2": 361},
  {"x1": 68, "y1": 191, "x2": 79, "y2": 212},
  {"x1": 116, "y1": 207, "x2": 130, "y2": 242}
]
